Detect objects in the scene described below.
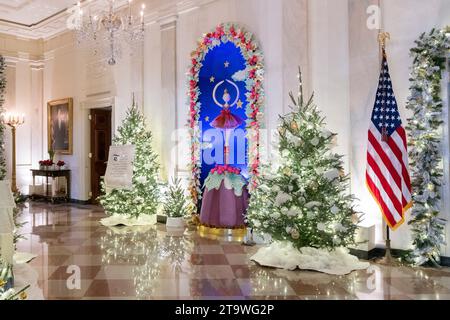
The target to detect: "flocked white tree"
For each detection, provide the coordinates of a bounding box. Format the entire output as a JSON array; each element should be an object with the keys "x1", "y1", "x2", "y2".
[
  {"x1": 247, "y1": 69, "x2": 359, "y2": 250},
  {"x1": 406, "y1": 27, "x2": 449, "y2": 266},
  {"x1": 99, "y1": 101, "x2": 161, "y2": 218}
]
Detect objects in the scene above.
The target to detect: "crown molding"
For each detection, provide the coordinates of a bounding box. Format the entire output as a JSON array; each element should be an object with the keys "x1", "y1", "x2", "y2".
[{"x1": 0, "y1": 0, "x2": 220, "y2": 40}]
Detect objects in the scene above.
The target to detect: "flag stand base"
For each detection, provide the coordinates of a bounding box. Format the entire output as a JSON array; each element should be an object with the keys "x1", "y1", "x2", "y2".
[
  {"x1": 375, "y1": 226, "x2": 402, "y2": 266},
  {"x1": 242, "y1": 228, "x2": 256, "y2": 246}
]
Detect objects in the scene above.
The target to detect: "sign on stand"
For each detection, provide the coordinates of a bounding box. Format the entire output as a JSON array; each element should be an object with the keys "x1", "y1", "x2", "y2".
[{"x1": 104, "y1": 145, "x2": 135, "y2": 192}]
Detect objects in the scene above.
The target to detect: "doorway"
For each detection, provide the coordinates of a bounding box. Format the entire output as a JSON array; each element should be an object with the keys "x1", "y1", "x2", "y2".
[{"x1": 90, "y1": 108, "x2": 112, "y2": 203}]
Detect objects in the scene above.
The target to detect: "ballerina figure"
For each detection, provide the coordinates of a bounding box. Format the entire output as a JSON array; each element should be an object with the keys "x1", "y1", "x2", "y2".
[
  {"x1": 210, "y1": 88, "x2": 243, "y2": 130},
  {"x1": 210, "y1": 82, "x2": 243, "y2": 165}
]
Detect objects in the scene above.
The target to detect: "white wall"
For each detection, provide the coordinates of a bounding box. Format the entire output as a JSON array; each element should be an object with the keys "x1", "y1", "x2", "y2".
[
  {"x1": 41, "y1": 32, "x2": 143, "y2": 201},
  {"x1": 2, "y1": 55, "x2": 44, "y2": 194}
]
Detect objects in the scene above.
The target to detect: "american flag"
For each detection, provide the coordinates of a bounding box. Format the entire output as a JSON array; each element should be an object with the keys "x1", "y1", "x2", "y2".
[{"x1": 366, "y1": 50, "x2": 412, "y2": 230}]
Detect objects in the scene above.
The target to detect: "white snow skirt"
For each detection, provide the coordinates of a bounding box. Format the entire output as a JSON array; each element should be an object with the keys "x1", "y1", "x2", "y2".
[
  {"x1": 251, "y1": 241, "x2": 370, "y2": 275},
  {"x1": 100, "y1": 214, "x2": 157, "y2": 227}
]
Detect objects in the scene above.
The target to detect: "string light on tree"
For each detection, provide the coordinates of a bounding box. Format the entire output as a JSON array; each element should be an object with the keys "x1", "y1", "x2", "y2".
[
  {"x1": 99, "y1": 99, "x2": 161, "y2": 218},
  {"x1": 405, "y1": 27, "x2": 449, "y2": 266}
]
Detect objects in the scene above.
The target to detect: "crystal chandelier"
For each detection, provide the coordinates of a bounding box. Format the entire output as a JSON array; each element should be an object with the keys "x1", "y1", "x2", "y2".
[{"x1": 75, "y1": 0, "x2": 146, "y2": 65}]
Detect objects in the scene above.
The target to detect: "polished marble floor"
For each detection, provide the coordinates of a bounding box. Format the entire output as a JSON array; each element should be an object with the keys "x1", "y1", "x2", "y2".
[{"x1": 14, "y1": 202, "x2": 450, "y2": 300}]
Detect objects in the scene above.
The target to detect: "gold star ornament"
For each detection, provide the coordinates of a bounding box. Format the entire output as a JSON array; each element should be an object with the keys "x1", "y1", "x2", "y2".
[
  {"x1": 224, "y1": 61, "x2": 230, "y2": 68},
  {"x1": 210, "y1": 76, "x2": 215, "y2": 83},
  {"x1": 236, "y1": 100, "x2": 243, "y2": 109},
  {"x1": 205, "y1": 116, "x2": 210, "y2": 122}
]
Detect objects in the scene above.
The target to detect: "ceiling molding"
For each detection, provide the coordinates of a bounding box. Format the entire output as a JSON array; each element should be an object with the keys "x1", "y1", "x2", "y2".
[
  {"x1": 0, "y1": 6, "x2": 69, "y2": 28},
  {"x1": 0, "y1": 0, "x2": 219, "y2": 41}
]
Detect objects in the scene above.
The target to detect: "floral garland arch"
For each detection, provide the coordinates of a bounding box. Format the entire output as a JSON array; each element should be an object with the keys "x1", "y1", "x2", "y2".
[
  {"x1": 406, "y1": 26, "x2": 449, "y2": 266},
  {"x1": 187, "y1": 23, "x2": 264, "y2": 210}
]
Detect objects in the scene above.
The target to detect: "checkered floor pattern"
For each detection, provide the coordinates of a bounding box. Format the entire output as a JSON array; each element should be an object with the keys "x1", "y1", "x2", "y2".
[{"x1": 14, "y1": 202, "x2": 450, "y2": 300}]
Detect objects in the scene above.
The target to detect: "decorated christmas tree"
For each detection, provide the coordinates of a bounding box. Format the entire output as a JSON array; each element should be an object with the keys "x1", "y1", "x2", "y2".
[
  {"x1": 99, "y1": 101, "x2": 161, "y2": 218},
  {"x1": 247, "y1": 69, "x2": 359, "y2": 250},
  {"x1": 0, "y1": 55, "x2": 7, "y2": 181},
  {"x1": 163, "y1": 178, "x2": 189, "y2": 218}
]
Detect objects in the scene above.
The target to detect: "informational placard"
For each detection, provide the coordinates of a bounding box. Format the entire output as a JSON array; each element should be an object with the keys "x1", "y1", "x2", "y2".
[{"x1": 104, "y1": 145, "x2": 135, "y2": 191}]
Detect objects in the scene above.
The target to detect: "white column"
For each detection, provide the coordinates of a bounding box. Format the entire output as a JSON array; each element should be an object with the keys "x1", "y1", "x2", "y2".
[
  {"x1": 159, "y1": 16, "x2": 178, "y2": 182},
  {"x1": 308, "y1": 0, "x2": 351, "y2": 171},
  {"x1": 348, "y1": 0, "x2": 380, "y2": 248}
]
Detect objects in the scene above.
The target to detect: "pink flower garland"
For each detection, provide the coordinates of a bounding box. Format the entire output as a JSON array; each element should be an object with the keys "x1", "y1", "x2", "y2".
[
  {"x1": 188, "y1": 23, "x2": 264, "y2": 206},
  {"x1": 210, "y1": 165, "x2": 241, "y2": 176}
]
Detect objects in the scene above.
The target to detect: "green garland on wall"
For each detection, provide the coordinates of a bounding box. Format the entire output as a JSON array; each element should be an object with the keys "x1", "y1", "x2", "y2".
[
  {"x1": 406, "y1": 27, "x2": 449, "y2": 266},
  {"x1": 0, "y1": 55, "x2": 6, "y2": 180}
]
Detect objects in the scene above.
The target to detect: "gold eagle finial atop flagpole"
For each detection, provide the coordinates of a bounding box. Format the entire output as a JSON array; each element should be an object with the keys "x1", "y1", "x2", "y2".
[{"x1": 378, "y1": 31, "x2": 390, "y2": 56}]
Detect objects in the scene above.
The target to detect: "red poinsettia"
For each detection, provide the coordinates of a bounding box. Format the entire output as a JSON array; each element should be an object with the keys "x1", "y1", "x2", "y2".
[
  {"x1": 249, "y1": 55, "x2": 258, "y2": 66},
  {"x1": 39, "y1": 159, "x2": 54, "y2": 166},
  {"x1": 230, "y1": 26, "x2": 237, "y2": 37}
]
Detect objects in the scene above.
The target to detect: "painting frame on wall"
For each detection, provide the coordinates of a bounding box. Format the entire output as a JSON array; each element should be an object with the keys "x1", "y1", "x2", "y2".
[{"x1": 47, "y1": 98, "x2": 73, "y2": 155}]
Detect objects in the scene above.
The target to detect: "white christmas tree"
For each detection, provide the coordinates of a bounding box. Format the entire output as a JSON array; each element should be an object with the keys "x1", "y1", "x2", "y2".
[
  {"x1": 99, "y1": 101, "x2": 161, "y2": 218},
  {"x1": 247, "y1": 69, "x2": 359, "y2": 250}
]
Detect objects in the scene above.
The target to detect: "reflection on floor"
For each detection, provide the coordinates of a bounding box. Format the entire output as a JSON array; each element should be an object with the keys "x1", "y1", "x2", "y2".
[{"x1": 15, "y1": 202, "x2": 450, "y2": 300}]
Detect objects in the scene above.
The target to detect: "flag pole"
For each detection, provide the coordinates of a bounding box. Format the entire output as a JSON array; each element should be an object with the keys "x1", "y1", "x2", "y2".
[
  {"x1": 378, "y1": 31, "x2": 390, "y2": 142},
  {"x1": 376, "y1": 31, "x2": 401, "y2": 266}
]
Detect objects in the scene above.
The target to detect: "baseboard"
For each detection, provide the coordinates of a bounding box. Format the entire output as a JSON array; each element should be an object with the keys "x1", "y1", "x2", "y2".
[
  {"x1": 69, "y1": 199, "x2": 90, "y2": 205},
  {"x1": 440, "y1": 256, "x2": 450, "y2": 267},
  {"x1": 27, "y1": 198, "x2": 91, "y2": 205},
  {"x1": 350, "y1": 248, "x2": 450, "y2": 267}
]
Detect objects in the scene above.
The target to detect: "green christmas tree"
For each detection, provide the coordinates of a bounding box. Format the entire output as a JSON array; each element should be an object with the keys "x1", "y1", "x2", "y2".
[
  {"x1": 247, "y1": 69, "x2": 359, "y2": 249},
  {"x1": 0, "y1": 55, "x2": 7, "y2": 181},
  {"x1": 99, "y1": 102, "x2": 161, "y2": 218},
  {"x1": 163, "y1": 178, "x2": 189, "y2": 218}
]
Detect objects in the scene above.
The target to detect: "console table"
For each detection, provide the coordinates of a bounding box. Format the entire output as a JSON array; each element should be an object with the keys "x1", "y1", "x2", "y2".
[{"x1": 30, "y1": 169, "x2": 71, "y2": 203}]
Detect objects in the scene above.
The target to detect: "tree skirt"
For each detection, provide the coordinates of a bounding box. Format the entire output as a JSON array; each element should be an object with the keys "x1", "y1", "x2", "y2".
[
  {"x1": 100, "y1": 214, "x2": 157, "y2": 227},
  {"x1": 14, "y1": 252, "x2": 37, "y2": 264},
  {"x1": 106, "y1": 225, "x2": 154, "y2": 235},
  {"x1": 250, "y1": 241, "x2": 370, "y2": 275},
  {"x1": 13, "y1": 262, "x2": 44, "y2": 300}
]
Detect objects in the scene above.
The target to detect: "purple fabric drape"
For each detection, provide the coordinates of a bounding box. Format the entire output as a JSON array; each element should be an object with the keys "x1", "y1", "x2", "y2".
[{"x1": 199, "y1": 181, "x2": 249, "y2": 228}]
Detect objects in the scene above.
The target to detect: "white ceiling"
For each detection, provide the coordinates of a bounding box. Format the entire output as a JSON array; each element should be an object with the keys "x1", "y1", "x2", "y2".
[
  {"x1": 0, "y1": 0, "x2": 209, "y2": 40},
  {"x1": 0, "y1": 0, "x2": 76, "y2": 26}
]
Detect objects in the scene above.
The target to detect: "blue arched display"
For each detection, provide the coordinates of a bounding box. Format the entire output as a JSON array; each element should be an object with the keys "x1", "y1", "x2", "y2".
[{"x1": 198, "y1": 41, "x2": 249, "y2": 186}]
